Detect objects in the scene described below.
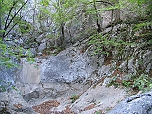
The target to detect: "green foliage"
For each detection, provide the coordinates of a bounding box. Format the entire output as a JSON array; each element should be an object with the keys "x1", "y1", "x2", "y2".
[
  {"x1": 0, "y1": 85, "x2": 6, "y2": 92},
  {"x1": 37, "y1": 6, "x2": 51, "y2": 21},
  {"x1": 133, "y1": 21, "x2": 152, "y2": 50},
  {"x1": 0, "y1": 38, "x2": 17, "y2": 68},
  {"x1": 89, "y1": 33, "x2": 129, "y2": 56},
  {"x1": 123, "y1": 74, "x2": 152, "y2": 92},
  {"x1": 109, "y1": 73, "x2": 152, "y2": 92},
  {"x1": 0, "y1": 37, "x2": 34, "y2": 68},
  {"x1": 132, "y1": 74, "x2": 152, "y2": 92},
  {"x1": 134, "y1": 22, "x2": 152, "y2": 31},
  {"x1": 0, "y1": 80, "x2": 18, "y2": 92},
  {"x1": 18, "y1": 20, "x2": 31, "y2": 34},
  {"x1": 40, "y1": 0, "x2": 90, "y2": 47},
  {"x1": 88, "y1": 0, "x2": 151, "y2": 56},
  {"x1": 0, "y1": 0, "x2": 34, "y2": 68},
  {"x1": 49, "y1": 0, "x2": 80, "y2": 25},
  {"x1": 70, "y1": 95, "x2": 79, "y2": 103},
  {"x1": 42, "y1": 46, "x2": 64, "y2": 56},
  {"x1": 108, "y1": 76, "x2": 120, "y2": 88},
  {"x1": 94, "y1": 110, "x2": 101, "y2": 114},
  {"x1": 0, "y1": 0, "x2": 29, "y2": 37},
  {"x1": 0, "y1": 0, "x2": 151, "y2": 94},
  {"x1": 40, "y1": 0, "x2": 50, "y2": 6}
]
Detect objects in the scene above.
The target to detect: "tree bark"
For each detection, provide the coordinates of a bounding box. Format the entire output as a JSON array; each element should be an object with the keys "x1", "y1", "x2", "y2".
[
  {"x1": 93, "y1": 0, "x2": 102, "y2": 32},
  {"x1": 0, "y1": 0, "x2": 2, "y2": 38},
  {"x1": 60, "y1": 22, "x2": 65, "y2": 48}
]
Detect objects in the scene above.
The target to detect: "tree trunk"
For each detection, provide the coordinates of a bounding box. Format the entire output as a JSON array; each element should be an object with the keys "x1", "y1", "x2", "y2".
[
  {"x1": 112, "y1": 0, "x2": 120, "y2": 23},
  {"x1": 3, "y1": 0, "x2": 29, "y2": 38},
  {"x1": 0, "y1": 1, "x2": 2, "y2": 38},
  {"x1": 0, "y1": 17, "x2": 1, "y2": 30},
  {"x1": 93, "y1": 0, "x2": 102, "y2": 32},
  {"x1": 60, "y1": 23, "x2": 65, "y2": 48}
]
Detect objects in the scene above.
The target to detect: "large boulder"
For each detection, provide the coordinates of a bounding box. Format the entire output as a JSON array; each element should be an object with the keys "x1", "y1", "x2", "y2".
[
  {"x1": 108, "y1": 90, "x2": 152, "y2": 114},
  {"x1": 69, "y1": 85, "x2": 126, "y2": 114},
  {"x1": 0, "y1": 90, "x2": 36, "y2": 114},
  {"x1": 0, "y1": 67, "x2": 15, "y2": 86},
  {"x1": 40, "y1": 44, "x2": 101, "y2": 83},
  {"x1": 22, "y1": 82, "x2": 90, "y2": 104}
]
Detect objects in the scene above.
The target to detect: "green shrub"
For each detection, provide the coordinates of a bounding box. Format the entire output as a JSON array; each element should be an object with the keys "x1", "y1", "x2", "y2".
[
  {"x1": 70, "y1": 95, "x2": 79, "y2": 103},
  {"x1": 109, "y1": 73, "x2": 152, "y2": 92}
]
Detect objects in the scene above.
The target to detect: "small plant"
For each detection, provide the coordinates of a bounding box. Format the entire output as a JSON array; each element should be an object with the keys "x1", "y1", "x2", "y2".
[
  {"x1": 109, "y1": 73, "x2": 152, "y2": 92},
  {"x1": 88, "y1": 33, "x2": 129, "y2": 58},
  {"x1": 132, "y1": 74, "x2": 152, "y2": 92},
  {"x1": 0, "y1": 80, "x2": 18, "y2": 92},
  {"x1": 70, "y1": 95, "x2": 79, "y2": 103},
  {"x1": 94, "y1": 110, "x2": 103, "y2": 114},
  {"x1": 108, "y1": 76, "x2": 120, "y2": 88}
]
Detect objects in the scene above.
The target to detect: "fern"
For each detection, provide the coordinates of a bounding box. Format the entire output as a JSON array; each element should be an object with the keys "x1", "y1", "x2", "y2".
[{"x1": 134, "y1": 21, "x2": 152, "y2": 31}]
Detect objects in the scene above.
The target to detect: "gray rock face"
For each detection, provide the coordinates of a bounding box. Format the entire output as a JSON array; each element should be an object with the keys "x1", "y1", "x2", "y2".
[
  {"x1": 38, "y1": 42, "x2": 46, "y2": 52},
  {"x1": 0, "y1": 67, "x2": 15, "y2": 86},
  {"x1": 0, "y1": 90, "x2": 36, "y2": 114},
  {"x1": 143, "y1": 51, "x2": 152, "y2": 73},
  {"x1": 20, "y1": 59, "x2": 41, "y2": 84},
  {"x1": 36, "y1": 34, "x2": 44, "y2": 43},
  {"x1": 108, "y1": 90, "x2": 152, "y2": 114},
  {"x1": 18, "y1": 42, "x2": 104, "y2": 84},
  {"x1": 41, "y1": 46, "x2": 100, "y2": 83},
  {"x1": 22, "y1": 82, "x2": 90, "y2": 104},
  {"x1": 118, "y1": 50, "x2": 152, "y2": 75}
]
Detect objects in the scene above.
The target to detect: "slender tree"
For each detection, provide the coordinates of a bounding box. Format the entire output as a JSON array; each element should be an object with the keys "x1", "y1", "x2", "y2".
[
  {"x1": 0, "y1": 0, "x2": 29, "y2": 39},
  {"x1": 40, "y1": 0, "x2": 82, "y2": 48}
]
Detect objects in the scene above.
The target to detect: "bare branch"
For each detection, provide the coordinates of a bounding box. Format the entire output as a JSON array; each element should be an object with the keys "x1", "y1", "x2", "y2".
[
  {"x1": 4, "y1": 1, "x2": 18, "y2": 31},
  {"x1": 3, "y1": 0, "x2": 29, "y2": 37},
  {"x1": 4, "y1": 16, "x2": 23, "y2": 37},
  {"x1": 90, "y1": 0, "x2": 113, "y2": 6}
]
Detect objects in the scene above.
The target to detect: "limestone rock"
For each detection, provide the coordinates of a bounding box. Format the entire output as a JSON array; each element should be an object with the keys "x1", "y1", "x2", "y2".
[
  {"x1": 36, "y1": 34, "x2": 44, "y2": 43},
  {"x1": 38, "y1": 42, "x2": 46, "y2": 52},
  {"x1": 0, "y1": 67, "x2": 15, "y2": 86},
  {"x1": 30, "y1": 48, "x2": 37, "y2": 56},
  {"x1": 20, "y1": 59, "x2": 41, "y2": 84},
  {"x1": 0, "y1": 90, "x2": 36, "y2": 114},
  {"x1": 108, "y1": 90, "x2": 152, "y2": 114},
  {"x1": 98, "y1": 65, "x2": 112, "y2": 77},
  {"x1": 49, "y1": 85, "x2": 127, "y2": 114},
  {"x1": 41, "y1": 46, "x2": 99, "y2": 83},
  {"x1": 143, "y1": 51, "x2": 152, "y2": 73},
  {"x1": 22, "y1": 82, "x2": 90, "y2": 104}
]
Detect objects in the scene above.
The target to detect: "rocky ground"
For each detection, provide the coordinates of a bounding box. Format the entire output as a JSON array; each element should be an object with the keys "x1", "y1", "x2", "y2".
[
  {"x1": 31, "y1": 84, "x2": 127, "y2": 114},
  {"x1": 0, "y1": 39, "x2": 152, "y2": 114},
  {"x1": 1, "y1": 82, "x2": 152, "y2": 114},
  {"x1": 0, "y1": 82, "x2": 128, "y2": 114}
]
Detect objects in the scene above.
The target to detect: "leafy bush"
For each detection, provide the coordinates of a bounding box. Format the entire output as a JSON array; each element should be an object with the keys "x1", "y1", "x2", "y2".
[
  {"x1": 131, "y1": 74, "x2": 152, "y2": 92},
  {"x1": 109, "y1": 73, "x2": 152, "y2": 92},
  {"x1": 88, "y1": 33, "x2": 129, "y2": 57},
  {"x1": 70, "y1": 95, "x2": 79, "y2": 103},
  {"x1": 0, "y1": 38, "x2": 35, "y2": 68}
]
